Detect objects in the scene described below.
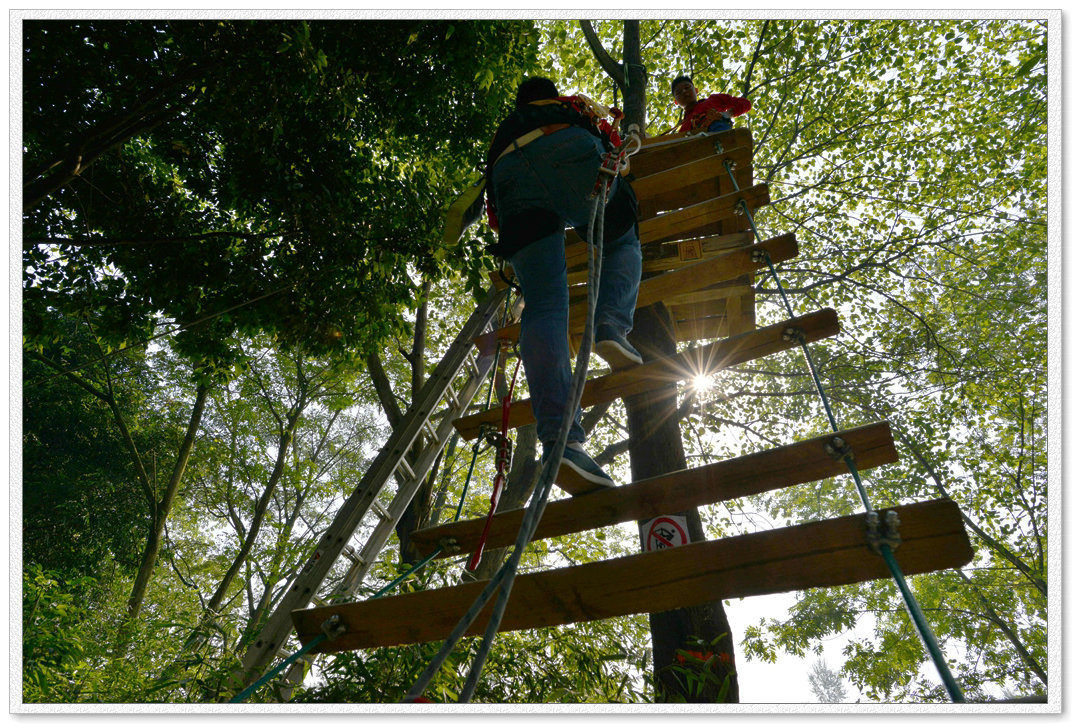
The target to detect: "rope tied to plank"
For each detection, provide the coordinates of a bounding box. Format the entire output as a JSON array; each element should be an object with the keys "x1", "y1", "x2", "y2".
[{"x1": 721, "y1": 150, "x2": 965, "y2": 704}]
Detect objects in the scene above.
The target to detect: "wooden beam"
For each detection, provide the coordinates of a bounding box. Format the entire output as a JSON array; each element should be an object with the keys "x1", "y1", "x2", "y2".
[
  {"x1": 458, "y1": 306, "x2": 839, "y2": 439},
  {"x1": 292, "y1": 498, "x2": 973, "y2": 653},
  {"x1": 663, "y1": 283, "x2": 753, "y2": 307},
  {"x1": 636, "y1": 161, "x2": 754, "y2": 218},
  {"x1": 630, "y1": 129, "x2": 752, "y2": 179},
  {"x1": 411, "y1": 422, "x2": 898, "y2": 559},
  {"x1": 474, "y1": 234, "x2": 792, "y2": 354},
  {"x1": 641, "y1": 232, "x2": 754, "y2": 273},
  {"x1": 562, "y1": 184, "x2": 767, "y2": 268},
  {"x1": 638, "y1": 184, "x2": 769, "y2": 246},
  {"x1": 489, "y1": 231, "x2": 754, "y2": 293},
  {"x1": 632, "y1": 147, "x2": 751, "y2": 200}
]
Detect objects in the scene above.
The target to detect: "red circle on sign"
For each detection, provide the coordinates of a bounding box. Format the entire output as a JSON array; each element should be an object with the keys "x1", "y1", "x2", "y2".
[{"x1": 645, "y1": 516, "x2": 688, "y2": 551}]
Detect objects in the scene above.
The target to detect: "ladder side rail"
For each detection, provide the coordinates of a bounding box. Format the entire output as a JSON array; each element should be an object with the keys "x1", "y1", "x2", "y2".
[
  {"x1": 239, "y1": 285, "x2": 509, "y2": 683},
  {"x1": 330, "y1": 367, "x2": 489, "y2": 600}
]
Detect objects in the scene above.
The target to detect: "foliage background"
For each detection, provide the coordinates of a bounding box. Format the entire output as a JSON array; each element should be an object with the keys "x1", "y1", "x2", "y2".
[{"x1": 17, "y1": 14, "x2": 1051, "y2": 707}]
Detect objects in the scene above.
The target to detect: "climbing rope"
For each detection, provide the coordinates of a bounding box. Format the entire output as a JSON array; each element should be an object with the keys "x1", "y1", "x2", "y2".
[
  {"x1": 402, "y1": 129, "x2": 642, "y2": 703},
  {"x1": 720, "y1": 151, "x2": 966, "y2": 703}
]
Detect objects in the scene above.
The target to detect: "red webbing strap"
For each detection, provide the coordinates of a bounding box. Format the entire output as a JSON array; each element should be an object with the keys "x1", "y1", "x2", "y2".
[{"x1": 466, "y1": 356, "x2": 523, "y2": 571}]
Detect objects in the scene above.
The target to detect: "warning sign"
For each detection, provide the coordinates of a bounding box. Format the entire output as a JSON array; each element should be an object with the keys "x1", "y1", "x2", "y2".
[{"x1": 640, "y1": 514, "x2": 690, "y2": 552}]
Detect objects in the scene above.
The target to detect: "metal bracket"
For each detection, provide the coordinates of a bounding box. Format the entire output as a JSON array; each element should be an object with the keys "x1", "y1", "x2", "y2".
[
  {"x1": 734, "y1": 199, "x2": 747, "y2": 216},
  {"x1": 824, "y1": 435, "x2": 854, "y2": 462},
  {"x1": 751, "y1": 248, "x2": 771, "y2": 265},
  {"x1": 713, "y1": 139, "x2": 725, "y2": 154},
  {"x1": 320, "y1": 613, "x2": 347, "y2": 641},
  {"x1": 439, "y1": 537, "x2": 461, "y2": 554},
  {"x1": 782, "y1": 326, "x2": 805, "y2": 344},
  {"x1": 865, "y1": 509, "x2": 902, "y2": 555}
]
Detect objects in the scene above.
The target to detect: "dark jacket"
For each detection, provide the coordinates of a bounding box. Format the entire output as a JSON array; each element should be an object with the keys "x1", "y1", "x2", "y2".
[{"x1": 484, "y1": 97, "x2": 637, "y2": 259}]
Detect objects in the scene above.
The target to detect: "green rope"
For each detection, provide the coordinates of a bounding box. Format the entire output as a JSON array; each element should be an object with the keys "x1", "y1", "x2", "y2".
[
  {"x1": 722, "y1": 156, "x2": 965, "y2": 703},
  {"x1": 229, "y1": 633, "x2": 326, "y2": 703}
]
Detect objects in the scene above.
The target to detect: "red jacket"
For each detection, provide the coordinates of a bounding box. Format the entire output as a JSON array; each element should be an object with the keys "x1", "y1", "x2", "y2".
[{"x1": 678, "y1": 93, "x2": 751, "y2": 133}]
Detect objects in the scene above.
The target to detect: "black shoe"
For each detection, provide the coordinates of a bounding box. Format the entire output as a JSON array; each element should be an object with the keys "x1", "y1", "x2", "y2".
[{"x1": 595, "y1": 325, "x2": 643, "y2": 370}]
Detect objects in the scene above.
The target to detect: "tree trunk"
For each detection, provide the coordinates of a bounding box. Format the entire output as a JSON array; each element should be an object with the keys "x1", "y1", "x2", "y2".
[
  {"x1": 625, "y1": 306, "x2": 739, "y2": 703},
  {"x1": 612, "y1": 19, "x2": 740, "y2": 703},
  {"x1": 127, "y1": 381, "x2": 211, "y2": 618},
  {"x1": 205, "y1": 414, "x2": 300, "y2": 615}
]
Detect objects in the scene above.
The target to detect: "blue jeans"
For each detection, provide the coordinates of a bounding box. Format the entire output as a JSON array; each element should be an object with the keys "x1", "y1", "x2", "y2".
[{"x1": 493, "y1": 127, "x2": 642, "y2": 446}]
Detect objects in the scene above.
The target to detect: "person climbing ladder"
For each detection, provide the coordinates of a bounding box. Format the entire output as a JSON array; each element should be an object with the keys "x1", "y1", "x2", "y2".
[{"x1": 483, "y1": 76, "x2": 642, "y2": 495}]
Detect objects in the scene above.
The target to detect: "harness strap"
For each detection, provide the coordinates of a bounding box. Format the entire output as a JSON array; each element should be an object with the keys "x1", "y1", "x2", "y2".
[{"x1": 493, "y1": 123, "x2": 571, "y2": 165}]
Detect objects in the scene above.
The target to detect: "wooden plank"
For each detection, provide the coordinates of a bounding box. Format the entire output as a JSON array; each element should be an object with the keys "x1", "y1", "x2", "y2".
[
  {"x1": 474, "y1": 234, "x2": 792, "y2": 353},
  {"x1": 642, "y1": 231, "x2": 754, "y2": 273},
  {"x1": 632, "y1": 150, "x2": 752, "y2": 202},
  {"x1": 673, "y1": 316, "x2": 731, "y2": 341},
  {"x1": 293, "y1": 498, "x2": 973, "y2": 653},
  {"x1": 640, "y1": 165, "x2": 755, "y2": 221},
  {"x1": 630, "y1": 129, "x2": 752, "y2": 179},
  {"x1": 663, "y1": 283, "x2": 753, "y2": 308},
  {"x1": 489, "y1": 231, "x2": 753, "y2": 292},
  {"x1": 457, "y1": 306, "x2": 838, "y2": 440},
  {"x1": 637, "y1": 161, "x2": 754, "y2": 219},
  {"x1": 412, "y1": 422, "x2": 898, "y2": 559},
  {"x1": 670, "y1": 299, "x2": 729, "y2": 321},
  {"x1": 638, "y1": 184, "x2": 769, "y2": 247},
  {"x1": 562, "y1": 184, "x2": 766, "y2": 268}
]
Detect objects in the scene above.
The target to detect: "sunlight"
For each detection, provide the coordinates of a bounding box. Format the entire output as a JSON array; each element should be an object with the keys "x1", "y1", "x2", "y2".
[{"x1": 692, "y1": 373, "x2": 716, "y2": 393}]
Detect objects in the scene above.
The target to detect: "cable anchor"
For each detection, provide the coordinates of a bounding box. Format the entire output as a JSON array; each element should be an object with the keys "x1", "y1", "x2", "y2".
[
  {"x1": 320, "y1": 613, "x2": 347, "y2": 641},
  {"x1": 824, "y1": 435, "x2": 854, "y2": 462},
  {"x1": 439, "y1": 537, "x2": 461, "y2": 554},
  {"x1": 751, "y1": 248, "x2": 771, "y2": 265},
  {"x1": 865, "y1": 509, "x2": 902, "y2": 555}
]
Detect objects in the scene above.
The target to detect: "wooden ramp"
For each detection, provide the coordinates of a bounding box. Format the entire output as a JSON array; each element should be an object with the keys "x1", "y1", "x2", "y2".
[
  {"x1": 456, "y1": 307, "x2": 839, "y2": 440},
  {"x1": 292, "y1": 498, "x2": 973, "y2": 654},
  {"x1": 410, "y1": 422, "x2": 898, "y2": 560}
]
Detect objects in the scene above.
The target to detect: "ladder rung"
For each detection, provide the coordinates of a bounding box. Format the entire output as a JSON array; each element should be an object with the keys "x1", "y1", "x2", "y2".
[
  {"x1": 411, "y1": 422, "x2": 898, "y2": 560},
  {"x1": 396, "y1": 457, "x2": 416, "y2": 481},
  {"x1": 342, "y1": 545, "x2": 364, "y2": 565},
  {"x1": 370, "y1": 501, "x2": 390, "y2": 520},
  {"x1": 629, "y1": 128, "x2": 751, "y2": 179},
  {"x1": 293, "y1": 498, "x2": 973, "y2": 654},
  {"x1": 457, "y1": 307, "x2": 839, "y2": 441}
]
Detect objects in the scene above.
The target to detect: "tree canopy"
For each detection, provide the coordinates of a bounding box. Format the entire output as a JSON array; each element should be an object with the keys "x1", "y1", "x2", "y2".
[{"x1": 20, "y1": 16, "x2": 1049, "y2": 707}]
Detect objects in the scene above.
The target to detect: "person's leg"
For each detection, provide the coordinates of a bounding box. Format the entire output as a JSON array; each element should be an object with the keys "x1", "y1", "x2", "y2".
[
  {"x1": 594, "y1": 218, "x2": 642, "y2": 364},
  {"x1": 508, "y1": 233, "x2": 584, "y2": 447}
]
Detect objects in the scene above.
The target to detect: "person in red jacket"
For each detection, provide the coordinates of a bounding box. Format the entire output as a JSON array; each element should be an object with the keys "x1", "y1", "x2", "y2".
[{"x1": 671, "y1": 74, "x2": 751, "y2": 134}]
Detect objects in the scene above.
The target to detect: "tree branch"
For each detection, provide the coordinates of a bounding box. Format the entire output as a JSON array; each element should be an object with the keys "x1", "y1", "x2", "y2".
[{"x1": 579, "y1": 21, "x2": 625, "y2": 86}]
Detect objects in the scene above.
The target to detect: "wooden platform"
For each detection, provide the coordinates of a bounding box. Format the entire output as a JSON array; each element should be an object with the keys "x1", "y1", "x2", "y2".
[
  {"x1": 292, "y1": 498, "x2": 973, "y2": 654},
  {"x1": 456, "y1": 307, "x2": 840, "y2": 440},
  {"x1": 475, "y1": 234, "x2": 794, "y2": 354},
  {"x1": 411, "y1": 422, "x2": 898, "y2": 560}
]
